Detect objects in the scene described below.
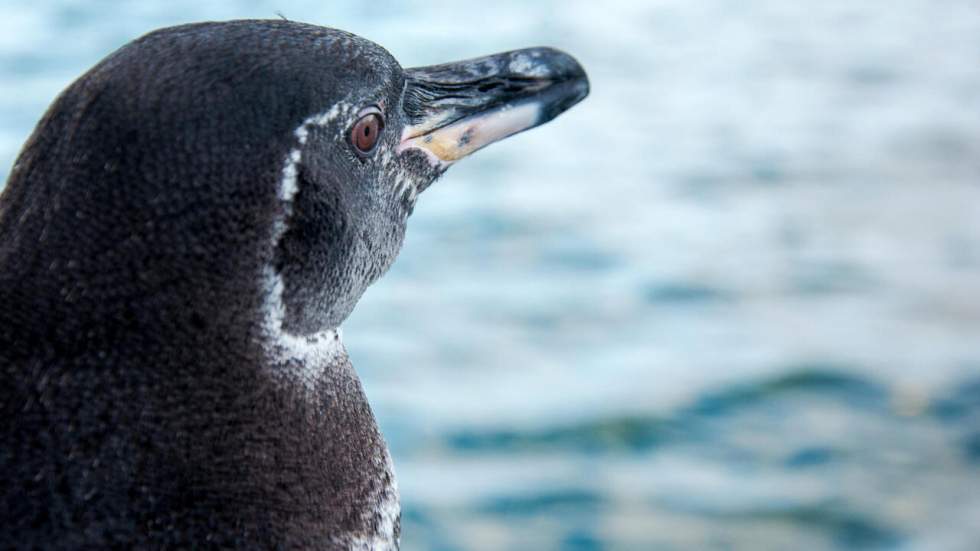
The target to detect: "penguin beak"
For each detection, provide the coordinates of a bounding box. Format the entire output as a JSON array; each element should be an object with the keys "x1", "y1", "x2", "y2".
[{"x1": 398, "y1": 47, "x2": 589, "y2": 168}]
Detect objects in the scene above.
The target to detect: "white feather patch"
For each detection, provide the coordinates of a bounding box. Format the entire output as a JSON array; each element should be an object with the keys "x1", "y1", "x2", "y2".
[{"x1": 349, "y1": 449, "x2": 401, "y2": 551}]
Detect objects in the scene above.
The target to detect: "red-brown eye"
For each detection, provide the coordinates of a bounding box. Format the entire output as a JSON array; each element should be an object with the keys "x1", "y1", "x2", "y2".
[{"x1": 350, "y1": 111, "x2": 384, "y2": 155}]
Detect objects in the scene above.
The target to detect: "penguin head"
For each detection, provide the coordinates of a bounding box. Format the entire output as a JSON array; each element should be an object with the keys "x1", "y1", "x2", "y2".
[
  {"x1": 1, "y1": 20, "x2": 588, "y2": 339},
  {"x1": 267, "y1": 22, "x2": 589, "y2": 335}
]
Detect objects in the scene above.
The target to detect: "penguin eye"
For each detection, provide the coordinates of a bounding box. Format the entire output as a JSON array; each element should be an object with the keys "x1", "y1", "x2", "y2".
[{"x1": 350, "y1": 109, "x2": 384, "y2": 156}]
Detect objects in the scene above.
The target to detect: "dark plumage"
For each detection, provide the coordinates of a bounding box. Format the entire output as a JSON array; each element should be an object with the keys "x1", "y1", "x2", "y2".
[{"x1": 0, "y1": 20, "x2": 587, "y2": 549}]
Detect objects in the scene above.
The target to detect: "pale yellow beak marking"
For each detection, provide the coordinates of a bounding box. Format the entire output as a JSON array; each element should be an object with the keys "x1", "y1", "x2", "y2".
[{"x1": 398, "y1": 103, "x2": 541, "y2": 165}]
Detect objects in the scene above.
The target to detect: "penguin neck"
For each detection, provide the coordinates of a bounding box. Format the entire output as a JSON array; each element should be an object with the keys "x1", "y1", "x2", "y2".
[{"x1": 258, "y1": 264, "x2": 401, "y2": 549}]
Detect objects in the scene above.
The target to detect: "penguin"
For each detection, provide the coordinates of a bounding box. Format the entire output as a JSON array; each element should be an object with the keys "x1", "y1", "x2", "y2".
[{"x1": 0, "y1": 19, "x2": 587, "y2": 550}]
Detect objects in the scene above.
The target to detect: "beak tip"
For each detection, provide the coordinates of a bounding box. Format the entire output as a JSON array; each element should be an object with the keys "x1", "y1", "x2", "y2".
[
  {"x1": 531, "y1": 47, "x2": 590, "y2": 107},
  {"x1": 514, "y1": 47, "x2": 589, "y2": 85}
]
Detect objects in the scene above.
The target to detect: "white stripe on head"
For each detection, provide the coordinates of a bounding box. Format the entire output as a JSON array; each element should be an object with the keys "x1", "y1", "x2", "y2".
[{"x1": 261, "y1": 102, "x2": 353, "y2": 390}]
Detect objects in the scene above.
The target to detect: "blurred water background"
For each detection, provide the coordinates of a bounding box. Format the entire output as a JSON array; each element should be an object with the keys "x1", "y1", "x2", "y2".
[{"x1": 2, "y1": 1, "x2": 979, "y2": 549}]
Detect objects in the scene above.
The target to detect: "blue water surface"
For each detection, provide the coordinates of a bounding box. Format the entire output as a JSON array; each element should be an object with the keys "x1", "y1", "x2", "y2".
[{"x1": 2, "y1": 1, "x2": 979, "y2": 549}]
